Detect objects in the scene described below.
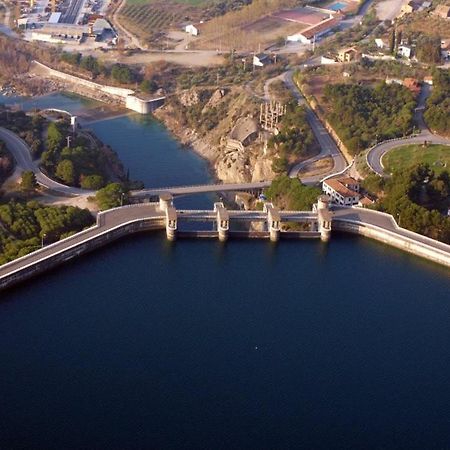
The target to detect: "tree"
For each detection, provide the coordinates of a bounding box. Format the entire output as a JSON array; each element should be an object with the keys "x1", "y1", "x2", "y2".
[
  {"x1": 140, "y1": 79, "x2": 158, "y2": 93},
  {"x1": 56, "y1": 159, "x2": 75, "y2": 185},
  {"x1": 80, "y1": 174, "x2": 105, "y2": 190},
  {"x1": 46, "y1": 122, "x2": 64, "y2": 153},
  {"x1": 95, "y1": 183, "x2": 125, "y2": 210},
  {"x1": 20, "y1": 170, "x2": 37, "y2": 191}
]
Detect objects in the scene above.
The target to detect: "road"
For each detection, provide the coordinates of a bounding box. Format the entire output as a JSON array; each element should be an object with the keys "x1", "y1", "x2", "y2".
[
  {"x1": 280, "y1": 70, "x2": 348, "y2": 183},
  {"x1": 0, "y1": 127, "x2": 93, "y2": 196},
  {"x1": 366, "y1": 85, "x2": 450, "y2": 175},
  {"x1": 1, "y1": 202, "x2": 449, "y2": 289}
]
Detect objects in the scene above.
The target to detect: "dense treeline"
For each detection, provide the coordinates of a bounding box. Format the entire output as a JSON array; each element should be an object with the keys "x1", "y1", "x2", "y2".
[
  {"x1": 0, "y1": 141, "x2": 14, "y2": 185},
  {"x1": 265, "y1": 176, "x2": 321, "y2": 211},
  {"x1": 0, "y1": 110, "x2": 44, "y2": 157},
  {"x1": 424, "y1": 69, "x2": 450, "y2": 135},
  {"x1": 324, "y1": 83, "x2": 416, "y2": 155},
  {"x1": 41, "y1": 122, "x2": 108, "y2": 189},
  {"x1": 269, "y1": 104, "x2": 316, "y2": 173},
  {"x1": 0, "y1": 200, "x2": 94, "y2": 264},
  {"x1": 364, "y1": 165, "x2": 450, "y2": 243}
]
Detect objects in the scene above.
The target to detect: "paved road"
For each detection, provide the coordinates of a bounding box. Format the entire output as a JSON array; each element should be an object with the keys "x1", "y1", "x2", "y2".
[
  {"x1": 281, "y1": 70, "x2": 348, "y2": 183},
  {"x1": 0, "y1": 127, "x2": 93, "y2": 196},
  {"x1": 130, "y1": 181, "x2": 271, "y2": 199},
  {"x1": 366, "y1": 85, "x2": 450, "y2": 175},
  {"x1": 1, "y1": 203, "x2": 449, "y2": 288}
]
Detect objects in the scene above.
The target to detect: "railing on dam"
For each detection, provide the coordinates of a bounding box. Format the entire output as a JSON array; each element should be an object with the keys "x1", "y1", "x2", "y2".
[{"x1": 1, "y1": 198, "x2": 449, "y2": 291}]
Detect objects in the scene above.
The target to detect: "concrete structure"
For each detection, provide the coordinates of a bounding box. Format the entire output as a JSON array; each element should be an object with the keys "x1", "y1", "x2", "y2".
[
  {"x1": 322, "y1": 176, "x2": 360, "y2": 205},
  {"x1": 48, "y1": 12, "x2": 62, "y2": 23},
  {"x1": 185, "y1": 24, "x2": 199, "y2": 36},
  {"x1": 30, "y1": 24, "x2": 88, "y2": 44},
  {"x1": 214, "y1": 202, "x2": 230, "y2": 242},
  {"x1": 264, "y1": 203, "x2": 281, "y2": 242},
  {"x1": 441, "y1": 40, "x2": 450, "y2": 59},
  {"x1": 2, "y1": 199, "x2": 449, "y2": 291},
  {"x1": 321, "y1": 55, "x2": 339, "y2": 64},
  {"x1": 375, "y1": 38, "x2": 388, "y2": 49}
]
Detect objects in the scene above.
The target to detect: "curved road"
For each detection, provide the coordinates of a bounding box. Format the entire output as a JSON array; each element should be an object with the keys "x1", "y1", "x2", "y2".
[
  {"x1": 367, "y1": 85, "x2": 450, "y2": 175},
  {"x1": 270, "y1": 70, "x2": 348, "y2": 184},
  {"x1": 0, "y1": 127, "x2": 93, "y2": 196}
]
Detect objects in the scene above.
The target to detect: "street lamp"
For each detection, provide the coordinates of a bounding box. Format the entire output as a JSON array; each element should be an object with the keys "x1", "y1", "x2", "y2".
[
  {"x1": 120, "y1": 192, "x2": 125, "y2": 206},
  {"x1": 41, "y1": 233, "x2": 47, "y2": 248}
]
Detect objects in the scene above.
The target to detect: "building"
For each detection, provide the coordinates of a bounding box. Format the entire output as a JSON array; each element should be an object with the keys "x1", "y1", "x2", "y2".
[
  {"x1": 403, "y1": 78, "x2": 421, "y2": 95},
  {"x1": 30, "y1": 24, "x2": 87, "y2": 44},
  {"x1": 48, "y1": 12, "x2": 61, "y2": 24},
  {"x1": 322, "y1": 176, "x2": 360, "y2": 206},
  {"x1": 441, "y1": 39, "x2": 450, "y2": 59},
  {"x1": 433, "y1": 4, "x2": 450, "y2": 18},
  {"x1": 185, "y1": 24, "x2": 199, "y2": 36},
  {"x1": 321, "y1": 54, "x2": 338, "y2": 64},
  {"x1": 253, "y1": 53, "x2": 269, "y2": 67},
  {"x1": 423, "y1": 75, "x2": 433, "y2": 85},
  {"x1": 338, "y1": 46, "x2": 358, "y2": 62},
  {"x1": 287, "y1": 16, "x2": 341, "y2": 44},
  {"x1": 398, "y1": 45, "x2": 412, "y2": 58},
  {"x1": 375, "y1": 38, "x2": 388, "y2": 49}
]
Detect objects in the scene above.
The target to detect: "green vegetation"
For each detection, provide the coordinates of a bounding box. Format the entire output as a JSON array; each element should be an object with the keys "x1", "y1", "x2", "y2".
[
  {"x1": 376, "y1": 164, "x2": 450, "y2": 243},
  {"x1": 0, "y1": 200, "x2": 94, "y2": 264},
  {"x1": 383, "y1": 144, "x2": 450, "y2": 176},
  {"x1": 264, "y1": 176, "x2": 321, "y2": 210},
  {"x1": 41, "y1": 122, "x2": 111, "y2": 189},
  {"x1": 424, "y1": 69, "x2": 450, "y2": 135},
  {"x1": 0, "y1": 110, "x2": 44, "y2": 157},
  {"x1": 269, "y1": 104, "x2": 316, "y2": 174},
  {"x1": 95, "y1": 183, "x2": 126, "y2": 210},
  {"x1": 324, "y1": 83, "x2": 416, "y2": 155},
  {"x1": 20, "y1": 171, "x2": 37, "y2": 192},
  {"x1": 0, "y1": 140, "x2": 14, "y2": 185},
  {"x1": 415, "y1": 35, "x2": 441, "y2": 64}
]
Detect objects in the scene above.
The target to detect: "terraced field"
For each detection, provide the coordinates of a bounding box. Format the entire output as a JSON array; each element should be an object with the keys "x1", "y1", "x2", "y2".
[{"x1": 118, "y1": 1, "x2": 203, "y2": 43}]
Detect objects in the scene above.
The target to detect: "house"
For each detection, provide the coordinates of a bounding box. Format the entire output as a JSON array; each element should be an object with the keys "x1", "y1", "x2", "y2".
[
  {"x1": 398, "y1": 45, "x2": 412, "y2": 58},
  {"x1": 338, "y1": 46, "x2": 358, "y2": 62},
  {"x1": 423, "y1": 75, "x2": 433, "y2": 85},
  {"x1": 403, "y1": 78, "x2": 421, "y2": 95},
  {"x1": 185, "y1": 24, "x2": 199, "y2": 36},
  {"x1": 358, "y1": 196, "x2": 375, "y2": 208},
  {"x1": 433, "y1": 4, "x2": 450, "y2": 18},
  {"x1": 253, "y1": 53, "x2": 269, "y2": 67},
  {"x1": 375, "y1": 38, "x2": 388, "y2": 49},
  {"x1": 30, "y1": 24, "x2": 87, "y2": 44},
  {"x1": 322, "y1": 176, "x2": 361, "y2": 206},
  {"x1": 287, "y1": 16, "x2": 341, "y2": 44},
  {"x1": 441, "y1": 39, "x2": 450, "y2": 59}
]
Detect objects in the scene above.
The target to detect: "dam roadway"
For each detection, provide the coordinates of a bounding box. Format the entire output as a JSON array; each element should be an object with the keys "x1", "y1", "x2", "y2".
[{"x1": 1, "y1": 201, "x2": 449, "y2": 290}]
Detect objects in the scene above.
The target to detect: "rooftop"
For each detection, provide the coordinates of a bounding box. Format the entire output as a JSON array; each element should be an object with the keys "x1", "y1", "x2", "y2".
[
  {"x1": 300, "y1": 16, "x2": 341, "y2": 39},
  {"x1": 324, "y1": 177, "x2": 360, "y2": 198}
]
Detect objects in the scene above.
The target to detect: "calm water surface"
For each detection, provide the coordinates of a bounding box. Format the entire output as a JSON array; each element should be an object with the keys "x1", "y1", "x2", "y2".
[{"x1": 0, "y1": 94, "x2": 449, "y2": 449}]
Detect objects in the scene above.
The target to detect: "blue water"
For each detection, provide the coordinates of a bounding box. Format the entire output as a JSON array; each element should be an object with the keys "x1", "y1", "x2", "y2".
[
  {"x1": 329, "y1": 2, "x2": 348, "y2": 10},
  {"x1": 1, "y1": 93, "x2": 450, "y2": 449}
]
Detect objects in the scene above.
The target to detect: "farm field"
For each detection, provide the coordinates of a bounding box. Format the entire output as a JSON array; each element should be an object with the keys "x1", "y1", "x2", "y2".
[
  {"x1": 383, "y1": 144, "x2": 450, "y2": 175},
  {"x1": 118, "y1": 0, "x2": 203, "y2": 44}
]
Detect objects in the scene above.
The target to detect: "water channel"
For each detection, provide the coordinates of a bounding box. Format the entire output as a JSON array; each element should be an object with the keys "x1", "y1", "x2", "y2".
[{"x1": 0, "y1": 93, "x2": 449, "y2": 449}]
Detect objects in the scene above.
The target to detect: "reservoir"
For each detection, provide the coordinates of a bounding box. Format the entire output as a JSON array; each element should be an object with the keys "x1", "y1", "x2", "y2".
[{"x1": 1, "y1": 94, "x2": 449, "y2": 449}]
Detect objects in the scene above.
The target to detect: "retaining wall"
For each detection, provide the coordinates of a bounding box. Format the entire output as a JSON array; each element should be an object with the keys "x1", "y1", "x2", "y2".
[{"x1": 334, "y1": 220, "x2": 450, "y2": 268}]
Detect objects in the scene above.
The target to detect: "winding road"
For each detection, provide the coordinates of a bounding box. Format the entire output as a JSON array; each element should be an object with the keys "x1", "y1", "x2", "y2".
[
  {"x1": 366, "y1": 84, "x2": 450, "y2": 175},
  {"x1": 0, "y1": 127, "x2": 93, "y2": 196}
]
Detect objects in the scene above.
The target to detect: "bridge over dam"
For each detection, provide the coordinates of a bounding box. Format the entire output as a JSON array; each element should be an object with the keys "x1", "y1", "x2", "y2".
[{"x1": 1, "y1": 195, "x2": 449, "y2": 291}]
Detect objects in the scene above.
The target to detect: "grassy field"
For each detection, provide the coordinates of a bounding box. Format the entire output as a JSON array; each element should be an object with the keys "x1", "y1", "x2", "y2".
[{"x1": 383, "y1": 144, "x2": 450, "y2": 175}]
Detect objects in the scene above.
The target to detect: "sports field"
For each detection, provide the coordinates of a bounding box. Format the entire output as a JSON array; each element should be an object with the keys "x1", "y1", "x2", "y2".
[{"x1": 383, "y1": 144, "x2": 450, "y2": 175}]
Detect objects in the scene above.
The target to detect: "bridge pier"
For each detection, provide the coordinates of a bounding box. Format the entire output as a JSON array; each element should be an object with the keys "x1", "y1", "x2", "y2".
[
  {"x1": 214, "y1": 202, "x2": 229, "y2": 242},
  {"x1": 159, "y1": 194, "x2": 177, "y2": 241},
  {"x1": 316, "y1": 195, "x2": 332, "y2": 242},
  {"x1": 264, "y1": 203, "x2": 280, "y2": 242}
]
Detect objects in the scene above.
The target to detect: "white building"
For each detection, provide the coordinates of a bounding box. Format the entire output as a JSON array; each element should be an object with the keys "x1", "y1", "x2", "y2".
[
  {"x1": 287, "y1": 16, "x2": 340, "y2": 44},
  {"x1": 375, "y1": 38, "x2": 388, "y2": 49},
  {"x1": 322, "y1": 176, "x2": 361, "y2": 206},
  {"x1": 398, "y1": 45, "x2": 412, "y2": 58},
  {"x1": 185, "y1": 24, "x2": 199, "y2": 36},
  {"x1": 253, "y1": 53, "x2": 269, "y2": 67}
]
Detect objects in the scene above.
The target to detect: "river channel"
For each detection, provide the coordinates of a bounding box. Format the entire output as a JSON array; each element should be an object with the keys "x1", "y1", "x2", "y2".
[{"x1": 0, "y1": 93, "x2": 449, "y2": 449}]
